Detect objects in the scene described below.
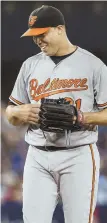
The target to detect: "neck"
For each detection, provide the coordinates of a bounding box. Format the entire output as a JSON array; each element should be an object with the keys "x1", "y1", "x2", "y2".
[{"x1": 54, "y1": 37, "x2": 77, "y2": 56}]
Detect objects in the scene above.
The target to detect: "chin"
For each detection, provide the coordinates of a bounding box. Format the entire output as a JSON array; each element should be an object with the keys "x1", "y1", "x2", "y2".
[
  {"x1": 45, "y1": 51, "x2": 56, "y2": 56},
  {"x1": 42, "y1": 48, "x2": 56, "y2": 56}
]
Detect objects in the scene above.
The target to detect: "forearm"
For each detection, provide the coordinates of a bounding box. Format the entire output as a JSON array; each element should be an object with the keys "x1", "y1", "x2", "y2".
[
  {"x1": 5, "y1": 105, "x2": 24, "y2": 126},
  {"x1": 83, "y1": 108, "x2": 107, "y2": 125}
]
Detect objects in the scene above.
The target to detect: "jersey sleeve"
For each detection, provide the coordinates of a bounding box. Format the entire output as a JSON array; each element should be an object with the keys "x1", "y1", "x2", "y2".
[
  {"x1": 94, "y1": 63, "x2": 107, "y2": 110},
  {"x1": 9, "y1": 62, "x2": 30, "y2": 105}
]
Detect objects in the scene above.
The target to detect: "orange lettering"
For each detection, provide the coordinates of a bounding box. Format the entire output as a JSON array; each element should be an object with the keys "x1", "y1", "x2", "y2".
[
  {"x1": 65, "y1": 97, "x2": 82, "y2": 109},
  {"x1": 66, "y1": 79, "x2": 73, "y2": 88},
  {"x1": 29, "y1": 77, "x2": 88, "y2": 101},
  {"x1": 64, "y1": 97, "x2": 74, "y2": 105},
  {"x1": 75, "y1": 99, "x2": 81, "y2": 109},
  {"x1": 74, "y1": 79, "x2": 81, "y2": 88},
  {"x1": 56, "y1": 79, "x2": 66, "y2": 89},
  {"x1": 29, "y1": 16, "x2": 37, "y2": 26},
  {"x1": 36, "y1": 85, "x2": 44, "y2": 95},
  {"x1": 30, "y1": 79, "x2": 38, "y2": 99},
  {"x1": 44, "y1": 78, "x2": 51, "y2": 92},
  {"x1": 80, "y1": 78, "x2": 88, "y2": 88},
  {"x1": 36, "y1": 78, "x2": 50, "y2": 94},
  {"x1": 49, "y1": 78, "x2": 59, "y2": 90},
  {"x1": 67, "y1": 79, "x2": 75, "y2": 88}
]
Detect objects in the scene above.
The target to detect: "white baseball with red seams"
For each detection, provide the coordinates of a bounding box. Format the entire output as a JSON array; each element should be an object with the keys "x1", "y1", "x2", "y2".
[{"x1": 9, "y1": 46, "x2": 107, "y2": 223}]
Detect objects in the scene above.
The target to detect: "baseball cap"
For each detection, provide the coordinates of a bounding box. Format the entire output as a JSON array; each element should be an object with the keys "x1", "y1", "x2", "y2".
[{"x1": 21, "y1": 5, "x2": 65, "y2": 37}]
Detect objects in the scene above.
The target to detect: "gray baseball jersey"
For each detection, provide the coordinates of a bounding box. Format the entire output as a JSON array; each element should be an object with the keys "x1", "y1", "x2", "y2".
[{"x1": 9, "y1": 46, "x2": 107, "y2": 148}]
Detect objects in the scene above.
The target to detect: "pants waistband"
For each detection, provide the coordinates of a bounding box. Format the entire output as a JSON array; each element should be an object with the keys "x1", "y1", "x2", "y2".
[
  {"x1": 35, "y1": 143, "x2": 91, "y2": 151},
  {"x1": 36, "y1": 146, "x2": 70, "y2": 151}
]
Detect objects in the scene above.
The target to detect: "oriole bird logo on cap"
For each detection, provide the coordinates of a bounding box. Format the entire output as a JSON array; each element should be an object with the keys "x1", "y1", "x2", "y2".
[{"x1": 29, "y1": 16, "x2": 37, "y2": 26}]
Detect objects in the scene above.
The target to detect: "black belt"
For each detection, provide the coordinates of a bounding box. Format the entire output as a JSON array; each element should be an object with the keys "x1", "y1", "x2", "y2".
[
  {"x1": 36, "y1": 146, "x2": 70, "y2": 151},
  {"x1": 36, "y1": 143, "x2": 90, "y2": 151}
]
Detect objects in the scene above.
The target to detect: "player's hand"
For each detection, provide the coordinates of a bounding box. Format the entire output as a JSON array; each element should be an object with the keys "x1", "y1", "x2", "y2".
[{"x1": 13, "y1": 104, "x2": 41, "y2": 125}]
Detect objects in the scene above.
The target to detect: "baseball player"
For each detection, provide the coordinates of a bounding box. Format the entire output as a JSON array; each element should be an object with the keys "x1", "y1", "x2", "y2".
[{"x1": 6, "y1": 5, "x2": 107, "y2": 223}]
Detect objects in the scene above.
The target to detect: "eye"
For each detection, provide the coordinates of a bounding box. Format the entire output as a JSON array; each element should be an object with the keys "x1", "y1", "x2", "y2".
[
  {"x1": 43, "y1": 33, "x2": 46, "y2": 37},
  {"x1": 33, "y1": 33, "x2": 45, "y2": 40},
  {"x1": 40, "y1": 33, "x2": 46, "y2": 38}
]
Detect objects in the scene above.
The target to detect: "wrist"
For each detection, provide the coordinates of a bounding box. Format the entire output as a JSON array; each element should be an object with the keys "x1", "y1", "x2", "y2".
[
  {"x1": 78, "y1": 109, "x2": 107, "y2": 126},
  {"x1": 77, "y1": 111, "x2": 95, "y2": 125},
  {"x1": 83, "y1": 112, "x2": 96, "y2": 124},
  {"x1": 77, "y1": 110, "x2": 85, "y2": 124},
  {"x1": 79, "y1": 112, "x2": 99, "y2": 125},
  {"x1": 12, "y1": 105, "x2": 21, "y2": 118},
  {"x1": 6, "y1": 105, "x2": 23, "y2": 126},
  {"x1": 77, "y1": 111, "x2": 97, "y2": 131}
]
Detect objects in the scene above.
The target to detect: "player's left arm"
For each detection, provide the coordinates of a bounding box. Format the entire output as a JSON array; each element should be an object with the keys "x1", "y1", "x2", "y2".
[
  {"x1": 83, "y1": 62, "x2": 107, "y2": 126},
  {"x1": 83, "y1": 108, "x2": 107, "y2": 125}
]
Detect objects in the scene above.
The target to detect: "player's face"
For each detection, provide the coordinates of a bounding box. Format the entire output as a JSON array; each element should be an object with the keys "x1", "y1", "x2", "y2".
[{"x1": 33, "y1": 27, "x2": 64, "y2": 56}]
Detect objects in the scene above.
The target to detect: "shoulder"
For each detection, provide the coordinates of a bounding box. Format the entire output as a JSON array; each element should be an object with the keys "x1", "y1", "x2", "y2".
[
  {"x1": 20, "y1": 52, "x2": 46, "y2": 78},
  {"x1": 77, "y1": 46, "x2": 105, "y2": 70},
  {"x1": 23, "y1": 52, "x2": 45, "y2": 65},
  {"x1": 77, "y1": 47, "x2": 96, "y2": 58}
]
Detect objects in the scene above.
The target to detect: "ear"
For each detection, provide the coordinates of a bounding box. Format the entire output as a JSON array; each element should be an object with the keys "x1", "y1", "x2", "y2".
[{"x1": 57, "y1": 25, "x2": 65, "y2": 34}]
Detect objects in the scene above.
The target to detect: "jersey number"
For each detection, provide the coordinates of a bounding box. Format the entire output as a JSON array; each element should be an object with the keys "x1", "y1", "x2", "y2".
[{"x1": 64, "y1": 97, "x2": 81, "y2": 109}]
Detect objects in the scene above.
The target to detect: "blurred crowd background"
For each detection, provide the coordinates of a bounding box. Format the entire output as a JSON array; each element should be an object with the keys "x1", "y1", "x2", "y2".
[{"x1": 1, "y1": 1, "x2": 107, "y2": 223}]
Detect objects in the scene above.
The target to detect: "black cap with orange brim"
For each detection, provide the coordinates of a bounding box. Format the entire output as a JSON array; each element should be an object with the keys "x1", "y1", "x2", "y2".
[{"x1": 21, "y1": 5, "x2": 65, "y2": 37}]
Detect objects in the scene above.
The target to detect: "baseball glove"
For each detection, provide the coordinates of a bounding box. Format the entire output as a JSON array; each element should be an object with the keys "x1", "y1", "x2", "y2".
[{"x1": 39, "y1": 98, "x2": 84, "y2": 133}]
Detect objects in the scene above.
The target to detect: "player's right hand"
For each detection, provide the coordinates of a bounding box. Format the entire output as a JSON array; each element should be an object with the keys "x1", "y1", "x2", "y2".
[{"x1": 12, "y1": 103, "x2": 41, "y2": 125}]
